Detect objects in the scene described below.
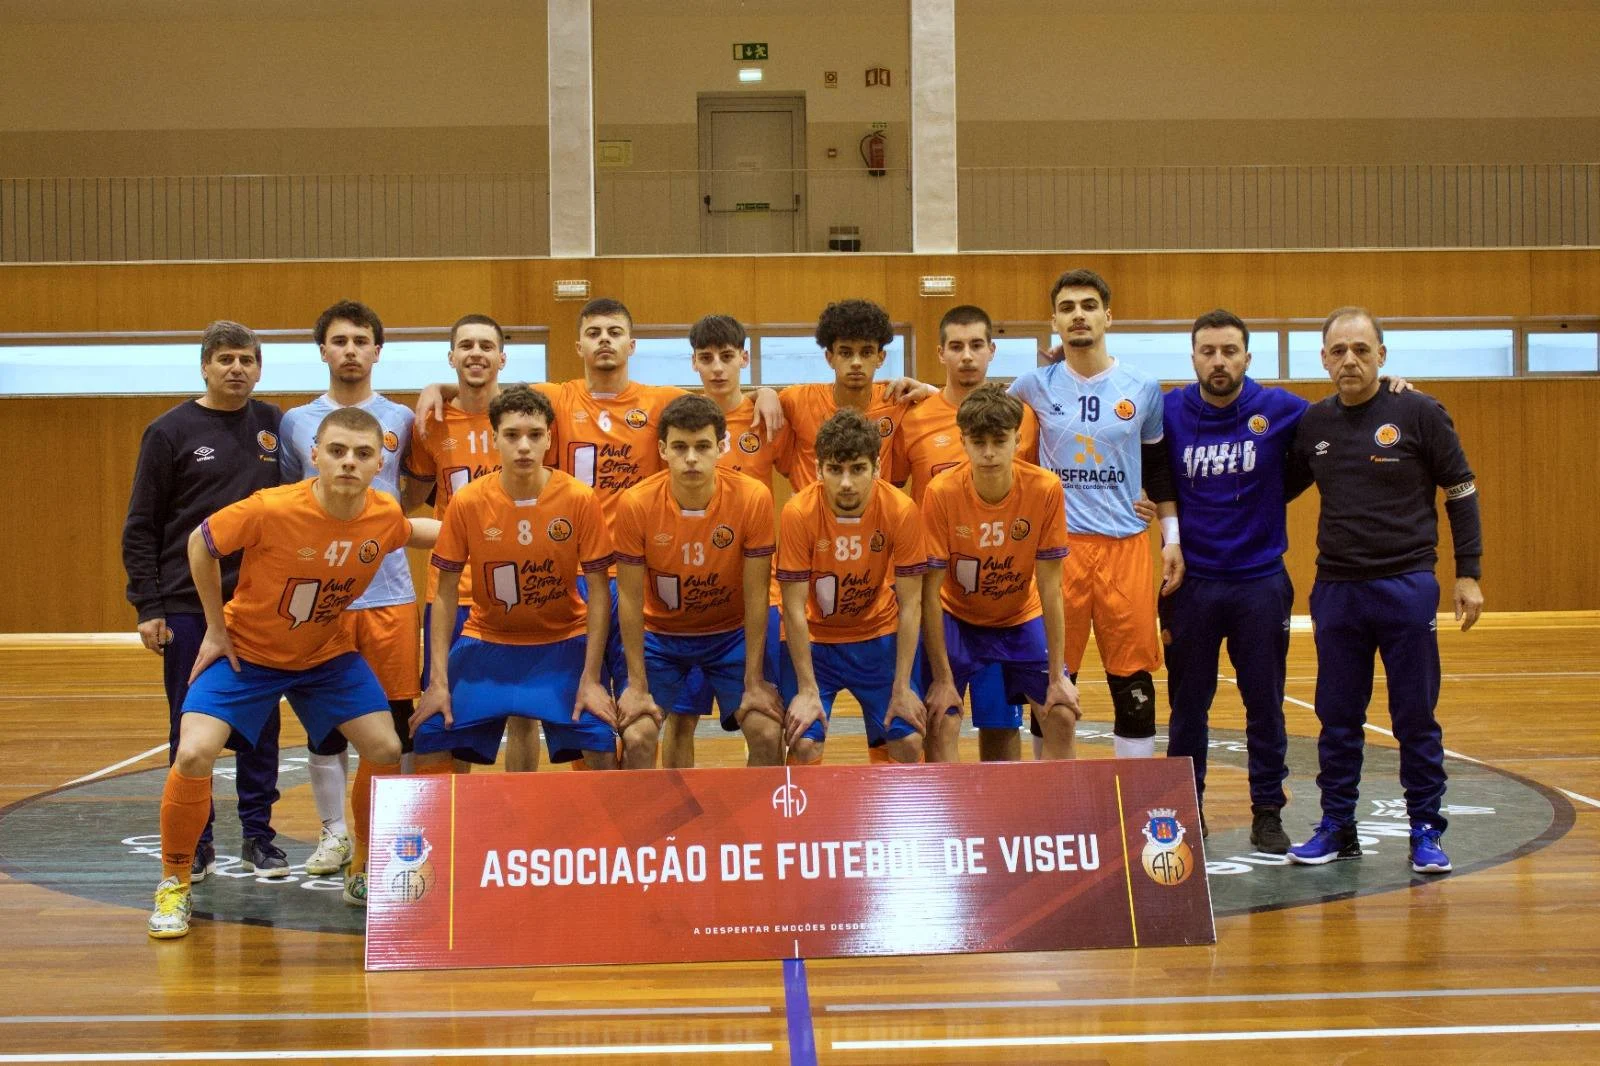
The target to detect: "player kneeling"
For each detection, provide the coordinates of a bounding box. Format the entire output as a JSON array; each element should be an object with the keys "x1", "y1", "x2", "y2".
[
  {"x1": 149, "y1": 408, "x2": 439, "y2": 938},
  {"x1": 777, "y1": 410, "x2": 929, "y2": 764},
  {"x1": 411, "y1": 386, "x2": 619, "y2": 776},
  {"x1": 921, "y1": 385, "x2": 1081, "y2": 762},
  {"x1": 613, "y1": 396, "x2": 785, "y2": 767}
]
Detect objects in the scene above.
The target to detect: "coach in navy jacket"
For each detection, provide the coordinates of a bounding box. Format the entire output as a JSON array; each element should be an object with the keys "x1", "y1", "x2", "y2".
[{"x1": 1160, "y1": 309, "x2": 1308, "y2": 853}]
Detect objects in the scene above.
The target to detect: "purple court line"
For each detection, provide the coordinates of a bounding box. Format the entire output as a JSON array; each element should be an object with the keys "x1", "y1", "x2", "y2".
[{"x1": 782, "y1": 958, "x2": 818, "y2": 1066}]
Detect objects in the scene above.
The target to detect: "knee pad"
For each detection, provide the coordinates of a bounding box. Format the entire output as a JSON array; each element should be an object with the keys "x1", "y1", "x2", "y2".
[{"x1": 1108, "y1": 671, "x2": 1156, "y2": 738}]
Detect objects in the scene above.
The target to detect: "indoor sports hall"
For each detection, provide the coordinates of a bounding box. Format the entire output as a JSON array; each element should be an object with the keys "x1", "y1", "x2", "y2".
[{"x1": 0, "y1": 2, "x2": 1596, "y2": 1063}]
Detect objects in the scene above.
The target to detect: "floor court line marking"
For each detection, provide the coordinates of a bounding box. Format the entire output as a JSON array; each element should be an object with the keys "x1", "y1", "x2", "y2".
[
  {"x1": 822, "y1": 983, "x2": 1600, "y2": 1013},
  {"x1": 782, "y1": 958, "x2": 819, "y2": 1066},
  {"x1": 0, "y1": 1006, "x2": 774, "y2": 1025},
  {"x1": 61, "y1": 743, "x2": 169, "y2": 787},
  {"x1": 0, "y1": 1043, "x2": 776, "y2": 1063},
  {"x1": 1556, "y1": 788, "x2": 1600, "y2": 809},
  {"x1": 830, "y1": 1021, "x2": 1600, "y2": 1051}
]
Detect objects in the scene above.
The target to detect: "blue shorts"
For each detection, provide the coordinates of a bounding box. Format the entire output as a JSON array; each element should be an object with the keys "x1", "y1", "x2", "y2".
[
  {"x1": 935, "y1": 614, "x2": 1052, "y2": 725},
  {"x1": 576, "y1": 576, "x2": 626, "y2": 695},
  {"x1": 420, "y1": 603, "x2": 471, "y2": 691},
  {"x1": 779, "y1": 633, "x2": 926, "y2": 747},
  {"x1": 413, "y1": 635, "x2": 616, "y2": 765},
  {"x1": 666, "y1": 606, "x2": 782, "y2": 729},
  {"x1": 182, "y1": 652, "x2": 387, "y2": 750}
]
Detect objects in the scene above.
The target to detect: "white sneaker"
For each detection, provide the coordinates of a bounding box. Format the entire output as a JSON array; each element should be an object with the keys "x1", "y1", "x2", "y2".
[
  {"x1": 147, "y1": 876, "x2": 192, "y2": 939},
  {"x1": 305, "y1": 827, "x2": 353, "y2": 876}
]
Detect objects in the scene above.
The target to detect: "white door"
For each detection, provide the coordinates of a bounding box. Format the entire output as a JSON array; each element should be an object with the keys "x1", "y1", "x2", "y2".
[{"x1": 699, "y1": 95, "x2": 806, "y2": 253}]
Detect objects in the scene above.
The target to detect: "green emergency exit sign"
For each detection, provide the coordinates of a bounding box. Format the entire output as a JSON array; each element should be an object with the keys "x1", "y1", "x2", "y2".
[{"x1": 732, "y1": 42, "x2": 769, "y2": 61}]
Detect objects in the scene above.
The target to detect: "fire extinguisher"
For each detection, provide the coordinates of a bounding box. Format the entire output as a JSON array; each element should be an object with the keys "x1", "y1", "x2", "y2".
[{"x1": 860, "y1": 131, "x2": 886, "y2": 177}]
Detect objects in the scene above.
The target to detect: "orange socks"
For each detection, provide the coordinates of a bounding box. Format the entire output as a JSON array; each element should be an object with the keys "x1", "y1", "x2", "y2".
[
  {"x1": 785, "y1": 750, "x2": 824, "y2": 766},
  {"x1": 159, "y1": 768, "x2": 213, "y2": 883},
  {"x1": 867, "y1": 746, "x2": 895, "y2": 765},
  {"x1": 349, "y1": 759, "x2": 401, "y2": 874},
  {"x1": 410, "y1": 759, "x2": 454, "y2": 776}
]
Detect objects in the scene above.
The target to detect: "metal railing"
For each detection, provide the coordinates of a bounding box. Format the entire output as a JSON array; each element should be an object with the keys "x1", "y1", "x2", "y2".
[
  {"x1": 0, "y1": 172, "x2": 551, "y2": 262},
  {"x1": 596, "y1": 167, "x2": 912, "y2": 256},
  {"x1": 959, "y1": 163, "x2": 1600, "y2": 250},
  {"x1": 3, "y1": 163, "x2": 1594, "y2": 262}
]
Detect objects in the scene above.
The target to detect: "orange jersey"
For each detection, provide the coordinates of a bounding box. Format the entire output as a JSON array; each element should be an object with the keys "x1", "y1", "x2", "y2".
[
  {"x1": 535, "y1": 379, "x2": 687, "y2": 529},
  {"x1": 612, "y1": 469, "x2": 776, "y2": 636},
  {"x1": 401, "y1": 403, "x2": 500, "y2": 601},
  {"x1": 892, "y1": 391, "x2": 1041, "y2": 502},
  {"x1": 776, "y1": 479, "x2": 928, "y2": 643},
  {"x1": 429, "y1": 470, "x2": 614, "y2": 646},
  {"x1": 922, "y1": 461, "x2": 1070, "y2": 629},
  {"x1": 200, "y1": 479, "x2": 412, "y2": 670},
  {"x1": 718, "y1": 394, "x2": 786, "y2": 487},
  {"x1": 776, "y1": 382, "x2": 912, "y2": 490}
]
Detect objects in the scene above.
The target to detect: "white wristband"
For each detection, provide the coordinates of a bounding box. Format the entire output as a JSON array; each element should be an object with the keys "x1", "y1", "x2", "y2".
[{"x1": 1160, "y1": 516, "x2": 1181, "y2": 546}]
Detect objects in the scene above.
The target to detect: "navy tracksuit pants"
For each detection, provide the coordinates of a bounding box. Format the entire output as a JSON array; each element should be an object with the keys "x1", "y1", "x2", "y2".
[
  {"x1": 1162, "y1": 570, "x2": 1292, "y2": 810},
  {"x1": 1309, "y1": 572, "x2": 1447, "y2": 831},
  {"x1": 163, "y1": 612, "x2": 281, "y2": 845}
]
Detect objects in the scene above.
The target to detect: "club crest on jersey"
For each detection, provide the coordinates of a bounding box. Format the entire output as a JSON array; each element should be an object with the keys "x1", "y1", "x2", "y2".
[
  {"x1": 876, "y1": 416, "x2": 894, "y2": 438},
  {"x1": 625, "y1": 408, "x2": 649, "y2": 430},
  {"x1": 653, "y1": 531, "x2": 674, "y2": 545},
  {"x1": 1114, "y1": 398, "x2": 1137, "y2": 421},
  {"x1": 1010, "y1": 518, "x2": 1032, "y2": 541},
  {"x1": 357, "y1": 539, "x2": 381, "y2": 564},
  {"x1": 869, "y1": 530, "x2": 887, "y2": 553},
  {"x1": 1247, "y1": 414, "x2": 1270, "y2": 435},
  {"x1": 382, "y1": 430, "x2": 399, "y2": 452},
  {"x1": 711, "y1": 524, "x2": 736, "y2": 549},
  {"x1": 484, "y1": 526, "x2": 503, "y2": 541},
  {"x1": 547, "y1": 518, "x2": 573, "y2": 542},
  {"x1": 738, "y1": 431, "x2": 762, "y2": 454},
  {"x1": 1374, "y1": 423, "x2": 1401, "y2": 448},
  {"x1": 1140, "y1": 808, "x2": 1194, "y2": 886},
  {"x1": 256, "y1": 430, "x2": 278, "y2": 453}
]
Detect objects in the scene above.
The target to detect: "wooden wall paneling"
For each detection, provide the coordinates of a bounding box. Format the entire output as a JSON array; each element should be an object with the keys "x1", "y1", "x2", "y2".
[
  {"x1": 1268, "y1": 250, "x2": 1533, "y2": 320},
  {"x1": 1528, "y1": 249, "x2": 1600, "y2": 317}
]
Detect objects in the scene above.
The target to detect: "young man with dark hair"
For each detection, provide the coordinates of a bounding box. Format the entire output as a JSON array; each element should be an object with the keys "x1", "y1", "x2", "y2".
[
  {"x1": 123, "y1": 320, "x2": 286, "y2": 884},
  {"x1": 147, "y1": 408, "x2": 439, "y2": 937},
  {"x1": 411, "y1": 386, "x2": 619, "y2": 774},
  {"x1": 921, "y1": 385, "x2": 1079, "y2": 763},
  {"x1": 776, "y1": 298, "x2": 933, "y2": 490},
  {"x1": 1286, "y1": 307, "x2": 1484, "y2": 875},
  {"x1": 1009, "y1": 268, "x2": 1183, "y2": 760},
  {"x1": 777, "y1": 409, "x2": 929, "y2": 765},
  {"x1": 278, "y1": 299, "x2": 420, "y2": 878},
  {"x1": 612, "y1": 395, "x2": 783, "y2": 768},
  {"x1": 689, "y1": 313, "x2": 789, "y2": 486}
]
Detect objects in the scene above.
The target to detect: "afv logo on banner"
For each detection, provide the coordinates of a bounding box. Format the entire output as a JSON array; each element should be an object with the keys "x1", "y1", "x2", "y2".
[{"x1": 365, "y1": 760, "x2": 1215, "y2": 971}]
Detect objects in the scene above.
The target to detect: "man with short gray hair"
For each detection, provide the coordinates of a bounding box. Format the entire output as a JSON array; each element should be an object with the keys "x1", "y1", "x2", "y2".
[{"x1": 122, "y1": 320, "x2": 286, "y2": 882}]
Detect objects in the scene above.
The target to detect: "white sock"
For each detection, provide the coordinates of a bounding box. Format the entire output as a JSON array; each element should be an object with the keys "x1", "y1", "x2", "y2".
[
  {"x1": 1031, "y1": 735, "x2": 1044, "y2": 760},
  {"x1": 307, "y1": 751, "x2": 349, "y2": 836},
  {"x1": 1114, "y1": 736, "x2": 1156, "y2": 759}
]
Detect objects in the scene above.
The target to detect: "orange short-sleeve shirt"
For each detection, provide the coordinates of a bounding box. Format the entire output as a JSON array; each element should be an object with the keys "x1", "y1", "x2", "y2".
[
  {"x1": 401, "y1": 402, "x2": 500, "y2": 601},
  {"x1": 776, "y1": 382, "x2": 913, "y2": 490},
  {"x1": 429, "y1": 470, "x2": 614, "y2": 646},
  {"x1": 201, "y1": 480, "x2": 412, "y2": 669},
  {"x1": 612, "y1": 468, "x2": 776, "y2": 636},
  {"x1": 892, "y1": 391, "x2": 1040, "y2": 503},
  {"x1": 922, "y1": 461, "x2": 1070, "y2": 629},
  {"x1": 775, "y1": 479, "x2": 927, "y2": 644},
  {"x1": 534, "y1": 379, "x2": 686, "y2": 529}
]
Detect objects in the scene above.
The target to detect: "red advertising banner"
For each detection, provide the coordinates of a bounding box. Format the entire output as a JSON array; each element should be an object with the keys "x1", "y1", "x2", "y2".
[{"x1": 365, "y1": 759, "x2": 1214, "y2": 971}]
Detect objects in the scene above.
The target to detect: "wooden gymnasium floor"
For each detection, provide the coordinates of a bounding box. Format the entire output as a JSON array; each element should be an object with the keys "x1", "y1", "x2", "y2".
[{"x1": 0, "y1": 612, "x2": 1596, "y2": 1064}]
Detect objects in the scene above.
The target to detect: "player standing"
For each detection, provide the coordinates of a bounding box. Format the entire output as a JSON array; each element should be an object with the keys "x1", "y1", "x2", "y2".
[
  {"x1": 278, "y1": 300, "x2": 419, "y2": 877},
  {"x1": 147, "y1": 408, "x2": 438, "y2": 937},
  {"x1": 412, "y1": 387, "x2": 619, "y2": 772},
  {"x1": 777, "y1": 410, "x2": 929, "y2": 764},
  {"x1": 1009, "y1": 269, "x2": 1183, "y2": 759},
  {"x1": 1286, "y1": 307, "x2": 1483, "y2": 874},
  {"x1": 122, "y1": 321, "x2": 286, "y2": 881}
]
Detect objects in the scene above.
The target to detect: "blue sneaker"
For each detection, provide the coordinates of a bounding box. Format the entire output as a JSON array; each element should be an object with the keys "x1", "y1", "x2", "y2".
[
  {"x1": 1409, "y1": 823, "x2": 1452, "y2": 874},
  {"x1": 1288, "y1": 819, "x2": 1361, "y2": 865},
  {"x1": 190, "y1": 840, "x2": 216, "y2": 884}
]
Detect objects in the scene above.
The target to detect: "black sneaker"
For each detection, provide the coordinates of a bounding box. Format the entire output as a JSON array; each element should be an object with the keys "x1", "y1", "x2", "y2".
[
  {"x1": 191, "y1": 840, "x2": 216, "y2": 883},
  {"x1": 241, "y1": 837, "x2": 290, "y2": 878},
  {"x1": 1249, "y1": 806, "x2": 1291, "y2": 855},
  {"x1": 1199, "y1": 808, "x2": 1210, "y2": 839}
]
